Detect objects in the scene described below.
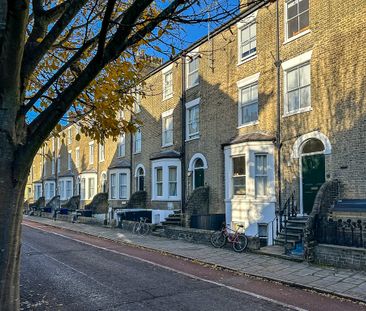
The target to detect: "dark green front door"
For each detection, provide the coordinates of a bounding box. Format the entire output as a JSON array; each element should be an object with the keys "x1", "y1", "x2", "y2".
[
  {"x1": 302, "y1": 154, "x2": 325, "y2": 214},
  {"x1": 194, "y1": 168, "x2": 204, "y2": 189}
]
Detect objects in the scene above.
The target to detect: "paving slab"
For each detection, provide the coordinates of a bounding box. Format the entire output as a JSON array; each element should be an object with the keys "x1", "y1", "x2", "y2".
[{"x1": 23, "y1": 216, "x2": 366, "y2": 304}]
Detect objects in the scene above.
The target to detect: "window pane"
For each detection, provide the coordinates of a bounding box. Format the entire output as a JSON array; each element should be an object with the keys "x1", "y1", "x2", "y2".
[
  {"x1": 299, "y1": 0, "x2": 309, "y2": 13},
  {"x1": 250, "y1": 23, "x2": 256, "y2": 37},
  {"x1": 288, "y1": 89, "x2": 300, "y2": 112},
  {"x1": 255, "y1": 177, "x2": 267, "y2": 196},
  {"x1": 157, "y1": 183, "x2": 163, "y2": 196},
  {"x1": 156, "y1": 168, "x2": 162, "y2": 182},
  {"x1": 300, "y1": 86, "x2": 311, "y2": 108},
  {"x1": 233, "y1": 176, "x2": 246, "y2": 195},
  {"x1": 233, "y1": 156, "x2": 245, "y2": 176},
  {"x1": 241, "y1": 102, "x2": 258, "y2": 124},
  {"x1": 169, "y1": 167, "x2": 176, "y2": 182},
  {"x1": 287, "y1": 69, "x2": 299, "y2": 90},
  {"x1": 299, "y1": 64, "x2": 310, "y2": 86},
  {"x1": 241, "y1": 86, "x2": 251, "y2": 103},
  {"x1": 195, "y1": 158, "x2": 204, "y2": 168},
  {"x1": 169, "y1": 182, "x2": 177, "y2": 196},
  {"x1": 287, "y1": 17, "x2": 299, "y2": 38},
  {"x1": 299, "y1": 10, "x2": 309, "y2": 30},
  {"x1": 287, "y1": 0, "x2": 298, "y2": 19}
]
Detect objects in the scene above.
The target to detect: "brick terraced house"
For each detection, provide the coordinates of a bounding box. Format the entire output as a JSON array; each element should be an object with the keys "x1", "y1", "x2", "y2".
[{"x1": 26, "y1": 0, "x2": 366, "y2": 251}]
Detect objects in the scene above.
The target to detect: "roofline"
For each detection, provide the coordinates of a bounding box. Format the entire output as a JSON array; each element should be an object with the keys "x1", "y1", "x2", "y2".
[{"x1": 142, "y1": 0, "x2": 271, "y2": 80}]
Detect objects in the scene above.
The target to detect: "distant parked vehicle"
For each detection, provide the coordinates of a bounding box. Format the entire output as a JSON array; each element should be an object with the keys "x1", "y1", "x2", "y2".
[{"x1": 210, "y1": 223, "x2": 248, "y2": 253}]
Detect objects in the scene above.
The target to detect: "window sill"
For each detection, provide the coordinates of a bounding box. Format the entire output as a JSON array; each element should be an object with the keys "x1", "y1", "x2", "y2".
[
  {"x1": 283, "y1": 29, "x2": 311, "y2": 45},
  {"x1": 163, "y1": 94, "x2": 173, "y2": 101},
  {"x1": 152, "y1": 198, "x2": 181, "y2": 202},
  {"x1": 185, "y1": 136, "x2": 200, "y2": 142},
  {"x1": 162, "y1": 143, "x2": 173, "y2": 148},
  {"x1": 237, "y1": 54, "x2": 257, "y2": 67},
  {"x1": 283, "y1": 106, "x2": 312, "y2": 117},
  {"x1": 133, "y1": 151, "x2": 141, "y2": 155},
  {"x1": 237, "y1": 121, "x2": 259, "y2": 129}
]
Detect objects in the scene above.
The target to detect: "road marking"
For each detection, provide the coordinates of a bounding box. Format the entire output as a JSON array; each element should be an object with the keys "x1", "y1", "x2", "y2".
[{"x1": 23, "y1": 223, "x2": 308, "y2": 311}]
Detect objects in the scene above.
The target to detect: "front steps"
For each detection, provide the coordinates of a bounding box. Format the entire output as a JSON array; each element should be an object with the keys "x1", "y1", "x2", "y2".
[
  {"x1": 161, "y1": 210, "x2": 183, "y2": 226},
  {"x1": 274, "y1": 216, "x2": 308, "y2": 248}
]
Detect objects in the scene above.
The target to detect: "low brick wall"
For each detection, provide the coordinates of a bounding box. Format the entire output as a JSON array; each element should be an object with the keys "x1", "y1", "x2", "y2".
[
  {"x1": 162, "y1": 226, "x2": 260, "y2": 250},
  {"x1": 314, "y1": 244, "x2": 366, "y2": 270},
  {"x1": 57, "y1": 214, "x2": 73, "y2": 222},
  {"x1": 121, "y1": 220, "x2": 154, "y2": 232},
  {"x1": 77, "y1": 216, "x2": 104, "y2": 225}
]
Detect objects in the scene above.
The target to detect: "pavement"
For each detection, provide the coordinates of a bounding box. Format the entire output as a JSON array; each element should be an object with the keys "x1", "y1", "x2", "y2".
[{"x1": 23, "y1": 215, "x2": 366, "y2": 304}]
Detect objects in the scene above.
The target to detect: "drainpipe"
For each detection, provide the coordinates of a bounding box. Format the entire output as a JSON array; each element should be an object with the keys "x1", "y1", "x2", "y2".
[
  {"x1": 274, "y1": 0, "x2": 283, "y2": 249},
  {"x1": 130, "y1": 115, "x2": 133, "y2": 199},
  {"x1": 181, "y1": 54, "x2": 187, "y2": 217}
]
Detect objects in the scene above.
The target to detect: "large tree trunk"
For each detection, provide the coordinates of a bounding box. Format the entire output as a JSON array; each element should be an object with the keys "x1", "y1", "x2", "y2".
[{"x1": 0, "y1": 133, "x2": 27, "y2": 311}]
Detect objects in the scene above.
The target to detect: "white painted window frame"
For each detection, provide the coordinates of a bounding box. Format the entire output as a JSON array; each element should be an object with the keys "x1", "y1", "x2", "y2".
[
  {"x1": 133, "y1": 127, "x2": 142, "y2": 154},
  {"x1": 237, "y1": 72, "x2": 260, "y2": 127},
  {"x1": 237, "y1": 11, "x2": 257, "y2": 65},
  {"x1": 118, "y1": 133, "x2": 126, "y2": 157},
  {"x1": 162, "y1": 64, "x2": 173, "y2": 100},
  {"x1": 186, "y1": 47, "x2": 200, "y2": 89},
  {"x1": 185, "y1": 98, "x2": 200, "y2": 141},
  {"x1": 162, "y1": 109, "x2": 174, "y2": 147},
  {"x1": 282, "y1": 50, "x2": 312, "y2": 116},
  {"x1": 108, "y1": 168, "x2": 130, "y2": 200},
  {"x1": 89, "y1": 141, "x2": 94, "y2": 165},
  {"x1": 151, "y1": 159, "x2": 181, "y2": 201},
  {"x1": 284, "y1": 0, "x2": 310, "y2": 43}
]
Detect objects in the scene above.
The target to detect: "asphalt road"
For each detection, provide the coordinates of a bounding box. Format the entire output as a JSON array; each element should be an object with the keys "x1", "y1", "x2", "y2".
[{"x1": 20, "y1": 224, "x2": 365, "y2": 311}]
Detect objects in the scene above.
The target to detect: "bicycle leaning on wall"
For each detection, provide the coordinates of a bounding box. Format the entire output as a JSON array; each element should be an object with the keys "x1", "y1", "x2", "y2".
[
  {"x1": 210, "y1": 223, "x2": 248, "y2": 252},
  {"x1": 133, "y1": 217, "x2": 150, "y2": 235}
]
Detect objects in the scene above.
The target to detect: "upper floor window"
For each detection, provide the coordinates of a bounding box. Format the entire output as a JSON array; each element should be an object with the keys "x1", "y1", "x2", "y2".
[
  {"x1": 237, "y1": 73, "x2": 260, "y2": 127},
  {"x1": 75, "y1": 147, "x2": 80, "y2": 168},
  {"x1": 163, "y1": 66, "x2": 173, "y2": 99},
  {"x1": 51, "y1": 157, "x2": 55, "y2": 175},
  {"x1": 237, "y1": 12, "x2": 257, "y2": 64},
  {"x1": 286, "y1": 0, "x2": 309, "y2": 40},
  {"x1": 67, "y1": 151, "x2": 72, "y2": 170},
  {"x1": 186, "y1": 48, "x2": 199, "y2": 89},
  {"x1": 133, "y1": 127, "x2": 142, "y2": 154},
  {"x1": 118, "y1": 133, "x2": 126, "y2": 158},
  {"x1": 186, "y1": 98, "x2": 200, "y2": 140},
  {"x1": 162, "y1": 109, "x2": 173, "y2": 147},
  {"x1": 134, "y1": 89, "x2": 141, "y2": 113},
  {"x1": 282, "y1": 51, "x2": 312, "y2": 115},
  {"x1": 89, "y1": 142, "x2": 94, "y2": 164},
  {"x1": 99, "y1": 143, "x2": 105, "y2": 162},
  {"x1": 67, "y1": 128, "x2": 72, "y2": 145}
]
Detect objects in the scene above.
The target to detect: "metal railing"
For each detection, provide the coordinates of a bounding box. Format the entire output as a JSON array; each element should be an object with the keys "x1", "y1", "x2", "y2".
[{"x1": 315, "y1": 218, "x2": 365, "y2": 248}]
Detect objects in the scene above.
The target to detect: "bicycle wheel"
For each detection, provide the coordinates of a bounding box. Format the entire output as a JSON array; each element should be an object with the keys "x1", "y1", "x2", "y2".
[
  {"x1": 140, "y1": 223, "x2": 150, "y2": 235},
  {"x1": 210, "y1": 231, "x2": 226, "y2": 248},
  {"x1": 232, "y1": 234, "x2": 248, "y2": 252},
  {"x1": 132, "y1": 222, "x2": 140, "y2": 234}
]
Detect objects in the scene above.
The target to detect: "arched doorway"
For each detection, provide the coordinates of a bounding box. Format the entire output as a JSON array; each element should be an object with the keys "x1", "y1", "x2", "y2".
[
  {"x1": 193, "y1": 158, "x2": 205, "y2": 189},
  {"x1": 101, "y1": 172, "x2": 107, "y2": 193},
  {"x1": 300, "y1": 138, "x2": 325, "y2": 214},
  {"x1": 188, "y1": 153, "x2": 208, "y2": 190},
  {"x1": 135, "y1": 166, "x2": 145, "y2": 191}
]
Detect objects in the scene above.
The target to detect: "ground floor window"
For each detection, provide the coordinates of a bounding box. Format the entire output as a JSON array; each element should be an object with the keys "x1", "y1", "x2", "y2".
[
  {"x1": 233, "y1": 156, "x2": 246, "y2": 195},
  {"x1": 58, "y1": 177, "x2": 74, "y2": 200},
  {"x1": 109, "y1": 168, "x2": 130, "y2": 200},
  {"x1": 44, "y1": 181, "x2": 55, "y2": 200},
  {"x1": 151, "y1": 159, "x2": 181, "y2": 201},
  {"x1": 78, "y1": 173, "x2": 97, "y2": 201},
  {"x1": 34, "y1": 183, "x2": 42, "y2": 200}
]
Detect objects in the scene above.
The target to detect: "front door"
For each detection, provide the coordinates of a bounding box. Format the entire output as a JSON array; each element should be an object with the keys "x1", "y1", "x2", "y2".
[
  {"x1": 194, "y1": 168, "x2": 204, "y2": 189},
  {"x1": 302, "y1": 154, "x2": 325, "y2": 214}
]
